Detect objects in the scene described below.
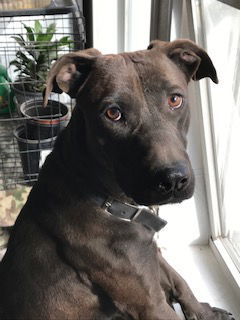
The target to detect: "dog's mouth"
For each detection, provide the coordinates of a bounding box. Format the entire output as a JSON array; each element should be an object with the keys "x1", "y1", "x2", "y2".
[
  {"x1": 115, "y1": 167, "x2": 195, "y2": 207},
  {"x1": 129, "y1": 185, "x2": 195, "y2": 206}
]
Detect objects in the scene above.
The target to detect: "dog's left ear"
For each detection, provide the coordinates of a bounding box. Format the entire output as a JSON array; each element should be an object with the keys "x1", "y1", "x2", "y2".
[
  {"x1": 43, "y1": 48, "x2": 101, "y2": 106},
  {"x1": 148, "y1": 39, "x2": 218, "y2": 84}
]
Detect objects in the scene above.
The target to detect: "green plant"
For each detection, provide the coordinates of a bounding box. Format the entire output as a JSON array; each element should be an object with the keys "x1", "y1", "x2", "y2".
[{"x1": 10, "y1": 20, "x2": 72, "y2": 92}]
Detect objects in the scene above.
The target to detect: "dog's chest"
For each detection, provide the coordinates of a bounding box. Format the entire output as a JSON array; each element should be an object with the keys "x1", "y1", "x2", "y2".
[{"x1": 65, "y1": 234, "x2": 163, "y2": 314}]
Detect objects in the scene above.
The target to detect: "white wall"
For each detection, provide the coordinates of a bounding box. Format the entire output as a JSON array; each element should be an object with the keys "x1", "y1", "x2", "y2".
[{"x1": 92, "y1": 0, "x2": 211, "y2": 247}]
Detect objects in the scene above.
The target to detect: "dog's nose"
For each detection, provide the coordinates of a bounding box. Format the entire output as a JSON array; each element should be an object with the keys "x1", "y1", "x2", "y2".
[{"x1": 155, "y1": 164, "x2": 190, "y2": 194}]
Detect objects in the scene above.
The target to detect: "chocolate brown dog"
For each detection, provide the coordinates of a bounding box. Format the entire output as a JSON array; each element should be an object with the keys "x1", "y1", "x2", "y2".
[{"x1": 0, "y1": 40, "x2": 235, "y2": 319}]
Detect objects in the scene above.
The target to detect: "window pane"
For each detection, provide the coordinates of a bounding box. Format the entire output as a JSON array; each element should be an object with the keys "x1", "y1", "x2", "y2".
[{"x1": 201, "y1": 0, "x2": 240, "y2": 260}]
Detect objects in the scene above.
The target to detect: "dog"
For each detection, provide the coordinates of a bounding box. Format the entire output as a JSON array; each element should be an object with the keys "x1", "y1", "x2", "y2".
[{"x1": 0, "y1": 40, "x2": 235, "y2": 320}]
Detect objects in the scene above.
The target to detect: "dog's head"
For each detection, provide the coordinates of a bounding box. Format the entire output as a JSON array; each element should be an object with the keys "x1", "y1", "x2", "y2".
[{"x1": 44, "y1": 40, "x2": 218, "y2": 206}]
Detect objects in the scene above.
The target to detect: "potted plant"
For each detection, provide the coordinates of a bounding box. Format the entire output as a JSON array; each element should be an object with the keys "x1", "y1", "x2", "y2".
[
  {"x1": 10, "y1": 20, "x2": 72, "y2": 184},
  {"x1": 10, "y1": 20, "x2": 72, "y2": 104}
]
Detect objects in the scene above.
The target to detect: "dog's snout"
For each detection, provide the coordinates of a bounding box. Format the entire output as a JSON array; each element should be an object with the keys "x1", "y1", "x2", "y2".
[{"x1": 156, "y1": 164, "x2": 190, "y2": 194}]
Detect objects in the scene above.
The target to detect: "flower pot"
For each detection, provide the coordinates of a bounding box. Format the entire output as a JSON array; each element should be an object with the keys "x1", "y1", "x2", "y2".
[
  {"x1": 20, "y1": 99, "x2": 70, "y2": 140},
  {"x1": 14, "y1": 125, "x2": 57, "y2": 185}
]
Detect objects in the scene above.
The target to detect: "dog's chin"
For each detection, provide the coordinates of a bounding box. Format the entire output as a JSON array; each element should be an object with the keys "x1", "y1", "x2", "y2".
[{"x1": 128, "y1": 188, "x2": 194, "y2": 207}]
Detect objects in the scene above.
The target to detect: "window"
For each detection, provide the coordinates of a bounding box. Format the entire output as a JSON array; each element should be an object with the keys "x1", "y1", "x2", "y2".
[
  {"x1": 92, "y1": 0, "x2": 151, "y2": 54},
  {"x1": 191, "y1": 0, "x2": 240, "y2": 275}
]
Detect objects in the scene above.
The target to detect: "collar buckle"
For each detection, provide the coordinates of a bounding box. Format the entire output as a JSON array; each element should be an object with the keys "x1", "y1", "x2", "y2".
[
  {"x1": 102, "y1": 199, "x2": 112, "y2": 211},
  {"x1": 132, "y1": 207, "x2": 146, "y2": 221}
]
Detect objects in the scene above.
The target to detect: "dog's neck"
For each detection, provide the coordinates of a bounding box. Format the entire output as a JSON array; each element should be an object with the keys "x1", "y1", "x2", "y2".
[
  {"x1": 91, "y1": 195, "x2": 167, "y2": 232},
  {"x1": 38, "y1": 119, "x2": 167, "y2": 233}
]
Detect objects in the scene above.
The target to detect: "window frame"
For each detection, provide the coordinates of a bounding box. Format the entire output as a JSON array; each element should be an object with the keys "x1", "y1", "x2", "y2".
[
  {"x1": 187, "y1": 0, "x2": 223, "y2": 240},
  {"x1": 189, "y1": 0, "x2": 240, "y2": 293}
]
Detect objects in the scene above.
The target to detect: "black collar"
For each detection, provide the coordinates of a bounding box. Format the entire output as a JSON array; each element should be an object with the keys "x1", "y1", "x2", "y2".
[{"x1": 92, "y1": 196, "x2": 167, "y2": 232}]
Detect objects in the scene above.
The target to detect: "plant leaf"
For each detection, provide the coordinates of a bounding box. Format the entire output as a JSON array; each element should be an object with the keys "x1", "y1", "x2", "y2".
[
  {"x1": 9, "y1": 61, "x2": 23, "y2": 73},
  {"x1": 23, "y1": 24, "x2": 35, "y2": 42},
  {"x1": 57, "y1": 36, "x2": 73, "y2": 46},
  {"x1": 46, "y1": 23, "x2": 56, "y2": 35},
  {"x1": 36, "y1": 32, "x2": 54, "y2": 43},
  {"x1": 11, "y1": 35, "x2": 26, "y2": 48},
  {"x1": 34, "y1": 20, "x2": 42, "y2": 34},
  {"x1": 9, "y1": 59, "x2": 22, "y2": 67},
  {"x1": 35, "y1": 23, "x2": 56, "y2": 43},
  {"x1": 16, "y1": 51, "x2": 33, "y2": 64}
]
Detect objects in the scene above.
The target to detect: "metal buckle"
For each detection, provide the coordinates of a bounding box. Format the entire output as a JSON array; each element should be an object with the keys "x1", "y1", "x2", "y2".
[
  {"x1": 101, "y1": 198, "x2": 112, "y2": 211},
  {"x1": 132, "y1": 206, "x2": 145, "y2": 220}
]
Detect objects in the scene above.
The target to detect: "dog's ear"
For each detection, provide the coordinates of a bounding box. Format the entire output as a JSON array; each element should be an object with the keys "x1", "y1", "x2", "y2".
[
  {"x1": 43, "y1": 48, "x2": 101, "y2": 106},
  {"x1": 148, "y1": 39, "x2": 218, "y2": 84}
]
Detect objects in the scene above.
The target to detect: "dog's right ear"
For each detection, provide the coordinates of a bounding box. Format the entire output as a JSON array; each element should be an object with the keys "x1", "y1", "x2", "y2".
[{"x1": 43, "y1": 48, "x2": 101, "y2": 107}]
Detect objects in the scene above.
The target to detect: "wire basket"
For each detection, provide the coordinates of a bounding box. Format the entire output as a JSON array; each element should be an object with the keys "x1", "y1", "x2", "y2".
[{"x1": 0, "y1": 3, "x2": 85, "y2": 190}]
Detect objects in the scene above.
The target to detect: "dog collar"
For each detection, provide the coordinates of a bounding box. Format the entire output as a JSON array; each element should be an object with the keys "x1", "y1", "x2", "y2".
[{"x1": 92, "y1": 196, "x2": 167, "y2": 232}]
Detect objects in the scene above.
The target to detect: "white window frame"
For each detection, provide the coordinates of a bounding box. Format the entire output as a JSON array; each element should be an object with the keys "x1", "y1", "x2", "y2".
[{"x1": 190, "y1": 0, "x2": 240, "y2": 297}]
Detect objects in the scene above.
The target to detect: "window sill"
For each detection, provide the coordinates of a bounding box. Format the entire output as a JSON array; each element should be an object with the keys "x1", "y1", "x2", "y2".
[
  {"x1": 210, "y1": 238, "x2": 240, "y2": 297},
  {"x1": 161, "y1": 244, "x2": 240, "y2": 318}
]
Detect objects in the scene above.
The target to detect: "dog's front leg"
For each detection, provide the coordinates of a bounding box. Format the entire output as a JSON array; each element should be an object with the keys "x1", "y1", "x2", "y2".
[
  {"x1": 157, "y1": 249, "x2": 235, "y2": 320},
  {"x1": 158, "y1": 251, "x2": 203, "y2": 318},
  {"x1": 138, "y1": 302, "x2": 181, "y2": 320}
]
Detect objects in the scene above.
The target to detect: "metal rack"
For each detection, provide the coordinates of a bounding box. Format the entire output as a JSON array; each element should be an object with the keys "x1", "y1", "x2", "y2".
[{"x1": 0, "y1": 0, "x2": 85, "y2": 190}]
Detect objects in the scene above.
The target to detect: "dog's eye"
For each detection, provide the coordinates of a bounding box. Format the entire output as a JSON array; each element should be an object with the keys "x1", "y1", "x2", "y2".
[
  {"x1": 168, "y1": 94, "x2": 183, "y2": 110},
  {"x1": 105, "y1": 106, "x2": 122, "y2": 121}
]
